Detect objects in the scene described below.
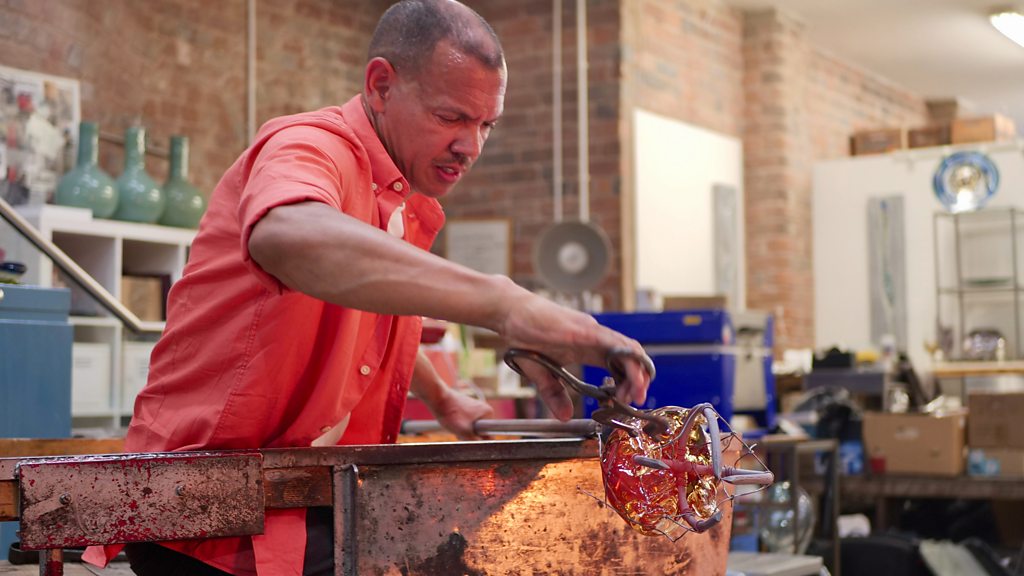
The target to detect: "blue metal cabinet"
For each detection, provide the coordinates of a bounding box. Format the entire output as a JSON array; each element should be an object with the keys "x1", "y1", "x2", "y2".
[
  {"x1": 583, "y1": 310, "x2": 776, "y2": 430},
  {"x1": 0, "y1": 284, "x2": 72, "y2": 554}
]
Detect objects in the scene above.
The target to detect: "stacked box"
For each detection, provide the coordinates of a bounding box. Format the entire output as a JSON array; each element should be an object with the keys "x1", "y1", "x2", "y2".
[
  {"x1": 908, "y1": 124, "x2": 951, "y2": 148},
  {"x1": 967, "y1": 392, "x2": 1024, "y2": 479},
  {"x1": 862, "y1": 411, "x2": 966, "y2": 476},
  {"x1": 968, "y1": 392, "x2": 1024, "y2": 449},
  {"x1": 951, "y1": 114, "x2": 1017, "y2": 144},
  {"x1": 850, "y1": 128, "x2": 906, "y2": 156}
]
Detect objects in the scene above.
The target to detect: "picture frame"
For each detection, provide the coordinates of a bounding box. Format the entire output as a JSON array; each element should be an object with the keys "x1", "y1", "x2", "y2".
[
  {"x1": 0, "y1": 65, "x2": 81, "y2": 206},
  {"x1": 444, "y1": 217, "x2": 512, "y2": 277}
]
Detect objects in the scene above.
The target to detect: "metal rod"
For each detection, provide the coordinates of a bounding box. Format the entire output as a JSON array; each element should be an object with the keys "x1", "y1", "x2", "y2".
[
  {"x1": 40, "y1": 548, "x2": 62, "y2": 576},
  {"x1": 576, "y1": 0, "x2": 589, "y2": 222},
  {"x1": 1012, "y1": 208, "x2": 1020, "y2": 358},
  {"x1": 0, "y1": 197, "x2": 158, "y2": 334},
  {"x1": 955, "y1": 212, "x2": 964, "y2": 363},
  {"x1": 552, "y1": 0, "x2": 563, "y2": 223},
  {"x1": 247, "y1": 0, "x2": 257, "y2": 144},
  {"x1": 401, "y1": 418, "x2": 600, "y2": 437}
]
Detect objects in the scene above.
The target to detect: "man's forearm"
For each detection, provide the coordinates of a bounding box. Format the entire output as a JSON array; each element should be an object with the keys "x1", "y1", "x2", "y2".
[
  {"x1": 409, "y1": 350, "x2": 450, "y2": 407},
  {"x1": 249, "y1": 201, "x2": 524, "y2": 331}
]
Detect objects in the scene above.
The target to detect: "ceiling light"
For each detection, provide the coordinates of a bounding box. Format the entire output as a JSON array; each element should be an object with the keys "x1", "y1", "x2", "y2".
[{"x1": 991, "y1": 8, "x2": 1024, "y2": 48}]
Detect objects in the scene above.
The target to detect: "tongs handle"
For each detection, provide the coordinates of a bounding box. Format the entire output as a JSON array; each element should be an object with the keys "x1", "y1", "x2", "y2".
[{"x1": 502, "y1": 348, "x2": 668, "y2": 437}]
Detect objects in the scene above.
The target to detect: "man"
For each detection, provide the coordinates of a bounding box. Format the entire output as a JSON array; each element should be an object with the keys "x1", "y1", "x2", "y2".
[{"x1": 85, "y1": 1, "x2": 652, "y2": 574}]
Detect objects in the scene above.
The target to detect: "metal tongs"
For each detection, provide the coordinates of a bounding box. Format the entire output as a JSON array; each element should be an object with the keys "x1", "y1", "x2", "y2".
[{"x1": 503, "y1": 348, "x2": 671, "y2": 438}]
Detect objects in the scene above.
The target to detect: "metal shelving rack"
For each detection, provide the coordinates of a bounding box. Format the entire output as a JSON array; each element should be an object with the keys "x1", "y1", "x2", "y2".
[{"x1": 934, "y1": 207, "x2": 1024, "y2": 360}]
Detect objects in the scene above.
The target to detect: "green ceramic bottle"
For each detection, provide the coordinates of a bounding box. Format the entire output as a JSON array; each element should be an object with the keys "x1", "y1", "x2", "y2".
[
  {"x1": 54, "y1": 122, "x2": 118, "y2": 218},
  {"x1": 158, "y1": 136, "x2": 206, "y2": 228},
  {"x1": 113, "y1": 126, "x2": 164, "y2": 223}
]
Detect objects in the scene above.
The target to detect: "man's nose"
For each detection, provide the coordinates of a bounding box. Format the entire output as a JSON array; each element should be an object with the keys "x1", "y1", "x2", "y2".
[{"x1": 451, "y1": 126, "x2": 485, "y2": 160}]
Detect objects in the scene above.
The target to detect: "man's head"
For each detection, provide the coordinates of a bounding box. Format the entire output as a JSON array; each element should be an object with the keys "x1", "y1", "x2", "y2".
[{"x1": 362, "y1": 0, "x2": 506, "y2": 198}]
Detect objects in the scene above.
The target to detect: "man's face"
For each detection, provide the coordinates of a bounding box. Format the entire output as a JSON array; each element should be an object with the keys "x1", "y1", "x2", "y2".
[{"x1": 377, "y1": 43, "x2": 506, "y2": 198}]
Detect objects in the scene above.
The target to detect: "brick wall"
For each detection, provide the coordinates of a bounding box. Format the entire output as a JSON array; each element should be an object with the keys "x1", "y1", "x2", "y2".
[
  {"x1": 1, "y1": 0, "x2": 933, "y2": 348},
  {"x1": 2, "y1": 0, "x2": 248, "y2": 193},
  {"x1": 622, "y1": 0, "x2": 745, "y2": 136},
  {"x1": 450, "y1": 0, "x2": 625, "y2": 309},
  {"x1": 619, "y1": 2, "x2": 927, "y2": 349},
  {"x1": 742, "y1": 9, "x2": 927, "y2": 349},
  {"x1": 619, "y1": 0, "x2": 746, "y2": 310},
  {"x1": 0, "y1": 0, "x2": 378, "y2": 195}
]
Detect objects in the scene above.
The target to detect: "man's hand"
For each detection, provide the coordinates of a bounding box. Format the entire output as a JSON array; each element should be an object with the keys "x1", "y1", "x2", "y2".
[
  {"x1": 432, "y1": 386, "x2": 494, "y2": 440},
  {"x1": 410, "y1": 350, "x2": 494, "y2": 440},
  {"x1": 496, "y1": 292, "x2": 653, "y2": 421}
]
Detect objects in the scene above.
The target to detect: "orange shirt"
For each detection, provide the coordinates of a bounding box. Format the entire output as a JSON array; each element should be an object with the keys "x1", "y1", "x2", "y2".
[{"x1": 84, "y1": 95, "x2": 444, "y2": 575}]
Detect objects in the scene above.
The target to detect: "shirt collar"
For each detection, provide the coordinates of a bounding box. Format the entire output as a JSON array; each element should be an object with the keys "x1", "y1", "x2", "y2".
[{"x1": 341, "y1": 95, "x2": 411, "y2": 198}]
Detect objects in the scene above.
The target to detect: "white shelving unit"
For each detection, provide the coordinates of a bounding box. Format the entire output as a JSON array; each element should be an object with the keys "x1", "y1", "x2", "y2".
[
  {"x1": 935, "y1": 207, "x2": 1024, "y2": 360},
  {"x1": 1, "y1": 204, "x2": 195, "y2": 428}
]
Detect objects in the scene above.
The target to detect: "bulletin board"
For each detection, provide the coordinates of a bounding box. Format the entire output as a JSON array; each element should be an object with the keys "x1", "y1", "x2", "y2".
[{"x1": 444, "y1": 217, "x2": 512, "y2": 277}]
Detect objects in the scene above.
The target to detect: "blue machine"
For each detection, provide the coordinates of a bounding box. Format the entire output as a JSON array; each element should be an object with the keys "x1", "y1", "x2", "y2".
[{"x1": 583, "y1": 309, "x2": 776, "y2": 431}]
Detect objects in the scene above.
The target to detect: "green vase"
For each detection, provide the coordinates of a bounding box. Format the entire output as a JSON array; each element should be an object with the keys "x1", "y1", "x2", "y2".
[
  {"x1": 54, "y1": 122, "x2": 118, "y2": 218},
  {"x1": 113, "y1": 126, "x2": 164, "y2": 223},
  {"x1": 158, "y1": 136, "x2": 206, "y2": 228}
]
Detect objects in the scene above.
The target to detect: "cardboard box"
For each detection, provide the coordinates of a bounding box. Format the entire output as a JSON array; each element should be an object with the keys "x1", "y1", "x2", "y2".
[
  {"x1": 968, "y1": 392, "x2": 1024, "y2": 449},
  {"x1": 120, "y1": 275, "x2": 166, "y2": 321},
  {"x1": 850, "y1": 128, "x2": 905, "y2": 156},
  {"x1": 967, "y1": 447, "x2": 1024, "y2": 479},
  {"x1": 862, "y1": 411, "x2": 966, "y2": 476},
  {"x1": 925, "y1": 98, "x2": 963, "y2": 124},
  {"x1": 908, "y1": 124, "x2": 951, "y2": 149},
  {"x1": 71, "y1": 342, "x2": 111, "y2": 415},
  {"x1": 951, "y1": 114, "x2": 1017, "y2": 144}
]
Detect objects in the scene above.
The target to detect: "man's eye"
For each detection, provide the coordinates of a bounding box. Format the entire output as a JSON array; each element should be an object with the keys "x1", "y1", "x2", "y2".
[{"x1": 436, "y1": 115, "x2": 459, "y2": 124}]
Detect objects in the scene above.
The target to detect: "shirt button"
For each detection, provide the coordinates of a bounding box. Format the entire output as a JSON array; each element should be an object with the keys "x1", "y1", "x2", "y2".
[
  {"x1": 371, "y1": 183, "x2": 378, "y2": 191},
  {"x1": 320, "y1": 425, "x2": 331, "y2": 433},
  {"x1": 393, "y1": 182, "x2": 404, "y2": 192},
  {"x1": 359, "y1": 365, "x2": 371, "y2": 376}
]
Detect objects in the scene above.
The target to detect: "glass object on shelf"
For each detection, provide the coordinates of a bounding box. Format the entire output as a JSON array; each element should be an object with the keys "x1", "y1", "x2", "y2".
[
  {"x1": 0, "y1": 261, "x2": 26, "y2": 284},
  {"x1": 113, "y1": 126, "x2": 164, "y2": 223},
  {"x1": 54, "y1": 122, "x2": 118, "y2": 218},
  {"x1": 933, "y1": 151, "x2": 999, "y2": 214},
  {"x1": 962, "y1": 327, "x2": 1006, "y2": 361},
  {"x1": 159, "y1": 136, "x2": 206, "y2": 229}
]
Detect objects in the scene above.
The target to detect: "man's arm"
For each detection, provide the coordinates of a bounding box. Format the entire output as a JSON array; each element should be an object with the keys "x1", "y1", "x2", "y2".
[
  {"x1": 248, "y1": 201, "x2": 651, "y2": 419},
  {"x1": 409, "y1": 350, "x2": 493, "y2": 440}
]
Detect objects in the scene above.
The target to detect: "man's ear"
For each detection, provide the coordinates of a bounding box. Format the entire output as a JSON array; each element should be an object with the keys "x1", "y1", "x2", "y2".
[{"x1": 364, "y1": 57, "x2": 397, "y2": 113}]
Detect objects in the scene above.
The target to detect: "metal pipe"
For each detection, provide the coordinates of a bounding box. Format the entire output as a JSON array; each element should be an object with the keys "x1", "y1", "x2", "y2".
[
  {"x1": 0, "y1": 197, "x2": 159, "y2": 334},
  {"x1": 247, "y1": 0, "x2": 257, "y2": 143},
  {"x1": 576, "y1": 0, "x2": 589, "y2": 222},
  {"x1": 401, "y1": 418, "x2": 600, "y2": 437},
  {"x1": 553, "y1": 0, "x2": 563, "y2": 223}
]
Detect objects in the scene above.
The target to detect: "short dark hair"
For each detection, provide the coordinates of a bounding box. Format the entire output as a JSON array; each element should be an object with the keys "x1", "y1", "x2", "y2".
[{"x1": 368, "y1": 0, "x2": 504, "y2": 76}]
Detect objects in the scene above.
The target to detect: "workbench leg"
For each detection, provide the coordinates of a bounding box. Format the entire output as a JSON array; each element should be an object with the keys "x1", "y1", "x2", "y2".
[
  {"x1": 39, "y1": 549, "x2": 62, "y2": 576},
  {"x1": 333, "y1": 464, "x2": 359, "y2": 576}
]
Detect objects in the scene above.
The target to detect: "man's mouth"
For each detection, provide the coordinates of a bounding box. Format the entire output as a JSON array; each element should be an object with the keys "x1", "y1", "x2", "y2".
[{"x1": 436, "y1": 164, "x2": 463, "y2": 183}]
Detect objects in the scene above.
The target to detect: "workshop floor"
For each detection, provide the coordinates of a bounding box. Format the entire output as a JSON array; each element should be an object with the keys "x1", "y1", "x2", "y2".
[{"x1": 0, "y1": 561, "x2": 133, "y2": 575}]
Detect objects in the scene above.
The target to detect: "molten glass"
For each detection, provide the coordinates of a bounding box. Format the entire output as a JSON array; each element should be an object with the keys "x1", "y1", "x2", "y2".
[{"x1": 600, "y1": 406, "x2": 721, "y2": 539}]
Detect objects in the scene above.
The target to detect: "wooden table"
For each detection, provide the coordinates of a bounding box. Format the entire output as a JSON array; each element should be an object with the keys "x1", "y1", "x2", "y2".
[{"x1": 804, "y1": 473, "x2": 1024, "y2": 529}]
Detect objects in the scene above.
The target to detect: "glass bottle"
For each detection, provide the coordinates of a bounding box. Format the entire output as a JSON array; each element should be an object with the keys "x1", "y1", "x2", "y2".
[
  {"x1": 113, "y1": 126, "x2": 164, "y2": 223},
  {"x1": 54, "y1": 122, "x2": 118, "y2": 218},
  {"x1": 158, "y1": 136, "x2": 206, "y2": 228}
]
